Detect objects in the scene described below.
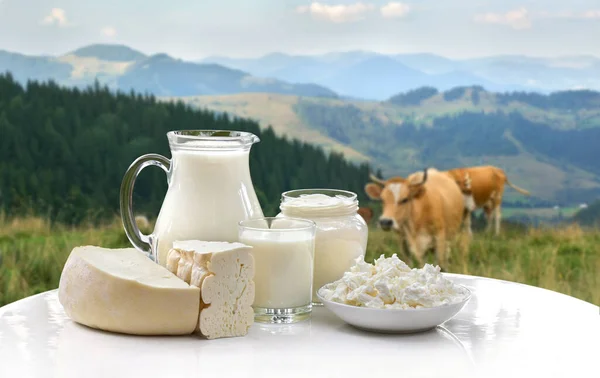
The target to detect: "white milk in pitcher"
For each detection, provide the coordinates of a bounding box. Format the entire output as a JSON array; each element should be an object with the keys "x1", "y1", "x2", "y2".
[
  {"x1": 152, "y1": 149, "x2": 263, "y2": 266},
  {"x1": 239, "y1": 231, "x2": 314, "y2": 309}
]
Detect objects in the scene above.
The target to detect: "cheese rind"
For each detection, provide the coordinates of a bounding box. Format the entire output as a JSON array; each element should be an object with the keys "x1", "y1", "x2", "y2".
[
  {"x1": 58, "y1": 246, "x2": 200, "y2": 335},
  {"x1": 167, "y1": 241, "x2": 255, "y2": 339}
]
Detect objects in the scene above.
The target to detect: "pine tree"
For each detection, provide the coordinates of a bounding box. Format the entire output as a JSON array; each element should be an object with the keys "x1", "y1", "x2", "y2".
[{"x1": 0, "y1": 74, "x2": 372, "y2": 222}]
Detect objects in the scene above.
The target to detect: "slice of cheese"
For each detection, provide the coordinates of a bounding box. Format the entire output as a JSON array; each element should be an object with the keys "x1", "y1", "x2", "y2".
[
  {"x1": 58, "y1": 246, "x2": 200, "y2": 336},
  {"x1": 167, "y1": 241, "x2": 255, "y2": 340}
]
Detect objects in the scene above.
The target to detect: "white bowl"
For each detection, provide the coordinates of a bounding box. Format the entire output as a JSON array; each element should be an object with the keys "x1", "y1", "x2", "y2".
[{"x1": 317, "y1": 285, "x2": 471, "y2": 334}]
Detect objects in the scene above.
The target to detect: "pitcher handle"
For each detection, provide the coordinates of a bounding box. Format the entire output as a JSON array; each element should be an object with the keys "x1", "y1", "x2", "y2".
[{"x1": 120, "y1": 154, "x2": 171, "y2": 256}]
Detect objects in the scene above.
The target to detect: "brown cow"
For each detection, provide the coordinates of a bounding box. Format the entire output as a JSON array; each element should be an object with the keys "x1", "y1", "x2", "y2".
[
  {"x1": 365, "y1": 168, "x2": 464, "y2": 268},
  {"x1": 445, "y1": 166, "x2": 530, "y2": 236},
  {"x1": 357, "y1": 207, "x2": 374, "y2": 224}
]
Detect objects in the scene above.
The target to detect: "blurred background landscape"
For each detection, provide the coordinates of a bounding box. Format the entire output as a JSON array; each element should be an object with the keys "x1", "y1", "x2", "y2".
[{"x1": 0, "y1": 1, "x2": 598, "y2": 306}]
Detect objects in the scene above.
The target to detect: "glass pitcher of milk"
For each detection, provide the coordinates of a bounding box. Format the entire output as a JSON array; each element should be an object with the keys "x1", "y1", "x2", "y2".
[{"x1": 120, "y1": 130, "x2": 264, "y2": 266}]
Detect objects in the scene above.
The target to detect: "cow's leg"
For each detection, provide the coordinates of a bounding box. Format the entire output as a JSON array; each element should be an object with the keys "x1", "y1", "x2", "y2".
[
  {"x1": 494, "y1": 206, "x2": 502, "y2": 236},
  {"x1": 435, "y1": 231, "x2": 448, "y2": 269},
  {"x1": 463, "y1": 209, "x2": 473, "y2": 236},
  {"x1": 484, "y1": 206, "x2": 494, "y2": 233},
  {"x1": 404, "y1": 232, "x2": 423, "y2": 267},
  {"x1": 396, "y1": 231, "x2": 410, "y2": 261}
]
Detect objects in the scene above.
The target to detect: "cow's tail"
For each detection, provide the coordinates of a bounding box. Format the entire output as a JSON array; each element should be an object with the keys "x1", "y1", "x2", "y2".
[{"x1": 505, "y1": 178, "x2": 530, "y2": 196}]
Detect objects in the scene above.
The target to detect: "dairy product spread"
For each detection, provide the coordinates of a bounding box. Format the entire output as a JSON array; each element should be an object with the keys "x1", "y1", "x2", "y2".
[{"x1": 319, "y1": 254, "x2": 470, "y2": 309}]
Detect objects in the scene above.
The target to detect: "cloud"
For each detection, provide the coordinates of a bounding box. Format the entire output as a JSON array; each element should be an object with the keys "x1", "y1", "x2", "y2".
[
  {"x1": 101, "y1": 26, "x2": 117, "y2": 37},
  {"x1": 538, "y1": 9, "x2": 600, "y2": 20},
  {"x1": 42, "y1": 8, "x2": 68, "y2": 27},
  {"x1": 296, "y1": 2, "x2": 375, "y2": 23},
  {"x1": 474, "y1": 7, "x2": 531, "y2": 30},
  {"x1": 556, "y1": 10, "x2": 600, "y2": 19},
  {"x1": 582, "y1": 10, "x2": 600, "y2": 19},
  {"x1": 380, "y1": 2, "x2": 410, "y2": 19}
]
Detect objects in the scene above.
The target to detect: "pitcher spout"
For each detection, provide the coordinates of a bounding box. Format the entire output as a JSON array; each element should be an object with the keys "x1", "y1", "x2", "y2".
[{"x1": 248, "y1": 134, "x2": 260, "y2": 145}]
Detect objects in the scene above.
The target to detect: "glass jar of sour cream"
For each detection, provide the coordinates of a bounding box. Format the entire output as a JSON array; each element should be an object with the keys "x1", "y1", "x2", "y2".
[{"x1": 277, "y1": 189, "x2": 368, "y2": 304}]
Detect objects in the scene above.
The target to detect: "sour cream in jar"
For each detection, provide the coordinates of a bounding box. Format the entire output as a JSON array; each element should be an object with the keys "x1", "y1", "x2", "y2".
[{"x1": 277, "y1": 189, "x2": 369, "y2": 304}]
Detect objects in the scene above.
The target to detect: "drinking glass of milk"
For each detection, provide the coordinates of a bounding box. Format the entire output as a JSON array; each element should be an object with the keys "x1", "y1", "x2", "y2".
[
  {"x1": 239, "y1": 217, "x2": 316, "y2": 324},
  {"x1": 277, "y1": 189, "x2": 368, "y2": 305}
]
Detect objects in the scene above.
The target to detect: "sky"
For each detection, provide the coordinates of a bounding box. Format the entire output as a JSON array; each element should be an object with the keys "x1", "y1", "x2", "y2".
[{"x1": 1, "y1": 0, "x2": 599, "y2": 60}]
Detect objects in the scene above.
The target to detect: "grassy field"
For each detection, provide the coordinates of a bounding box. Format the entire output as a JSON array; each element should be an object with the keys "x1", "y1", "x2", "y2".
[{"x1": 1, "y1": 215, "x2": 599, "y2": 307}]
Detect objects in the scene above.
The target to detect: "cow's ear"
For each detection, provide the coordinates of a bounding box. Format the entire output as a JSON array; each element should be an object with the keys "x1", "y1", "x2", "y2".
[
  {"x1": 412, "y1": 185, "x2": 426, "y2": 199},
  {"x1": 409, "y1": 182, "x2": 426, "y2": 199},
  {"x1": 365, "y1": 183, "x2": 382, "y2": 200}
]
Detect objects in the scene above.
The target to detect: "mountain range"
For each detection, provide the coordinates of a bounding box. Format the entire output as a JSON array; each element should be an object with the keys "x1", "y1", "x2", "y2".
[
  {"x1": 0, "y1": 44, "x2": 336, "y2": 98},
  {"x1": 1, "y1": 44, "x2": 600, "y2": 101},
  {"x1": 203, "y1": 51, "x2": 600, "y2": 100}
]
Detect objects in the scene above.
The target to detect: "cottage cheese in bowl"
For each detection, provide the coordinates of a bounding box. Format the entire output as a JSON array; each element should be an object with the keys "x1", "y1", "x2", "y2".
[
  {"x1": 317, "y1": 255, "x2": 472, "y2": 333},
  {"x1": 319, "y1": 254, "x2": 470, "y2": 309}
]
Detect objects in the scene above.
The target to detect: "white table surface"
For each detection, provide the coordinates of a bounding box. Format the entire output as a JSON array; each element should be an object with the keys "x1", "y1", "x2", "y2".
[{"x1": 0, "y1": 274, "x2": 598, "y2": 378}]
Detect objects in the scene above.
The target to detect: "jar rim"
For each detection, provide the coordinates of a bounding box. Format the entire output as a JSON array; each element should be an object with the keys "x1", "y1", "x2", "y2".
[
  {"x1": 281, "y1": 188, "x2": 357, "y2": 202},
  {"x1": 280, "y1": 189, "x2": 359, "y2": 217}
]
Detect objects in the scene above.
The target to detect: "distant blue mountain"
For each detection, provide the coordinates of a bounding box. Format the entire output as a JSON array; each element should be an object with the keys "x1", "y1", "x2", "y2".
[
  {"x1": 119, "y1": 53, "x2": 338, "y2": 97},
  {"x1": 0, "y1": 50, "x2": 71, "y2": 83},
  {"x1": 319, "y1": 56, "x2": 428, "y2": 100},
  {"x1": 203, "y1": 51, "x2": 600, "y2": 100},
  {"x1": 68, "y1": 44, "x2": 147, "y2": 62},
  {"x1": 0, "y1": 45, "x2": 338, "y2": 98},
  {"x1": 2, "y1": 44, "x2": 600, "y2": 101},
  {"x1": 392, "y1": 53, "x2": 459, "y2": 74}
]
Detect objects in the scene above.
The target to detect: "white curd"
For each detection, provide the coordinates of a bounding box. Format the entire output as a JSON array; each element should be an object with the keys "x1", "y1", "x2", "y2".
[{"x1": 320, "y1": 254, "x2": 470, "y2": 309}]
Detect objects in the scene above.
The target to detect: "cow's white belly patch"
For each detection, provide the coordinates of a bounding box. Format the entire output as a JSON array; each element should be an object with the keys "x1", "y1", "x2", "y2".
[{"x1": 464, "y1": 194, "x2": 476, "y2": 211}]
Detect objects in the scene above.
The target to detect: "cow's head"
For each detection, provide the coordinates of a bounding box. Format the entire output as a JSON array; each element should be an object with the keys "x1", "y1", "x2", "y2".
[{"x1": 364, "y1": 169, "x2": 429, "y2": 231}]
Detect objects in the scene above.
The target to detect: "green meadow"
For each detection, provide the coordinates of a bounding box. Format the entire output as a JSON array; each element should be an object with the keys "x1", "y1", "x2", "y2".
[{"x1": 1, "y1": 215, "x2": 598, "y2": 308}]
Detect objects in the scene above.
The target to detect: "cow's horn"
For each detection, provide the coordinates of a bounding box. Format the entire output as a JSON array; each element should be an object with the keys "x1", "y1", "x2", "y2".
[
  {"x1": 420, "y1": 168, "x2": 429, "y2": 184},
  {"x1": 369, "y1": 173, "x2": 386, "y2": 185}
]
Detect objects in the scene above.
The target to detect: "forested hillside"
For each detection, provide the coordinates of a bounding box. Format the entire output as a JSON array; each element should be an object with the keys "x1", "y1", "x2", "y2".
[
  {"x1": 177, "y1": 89, "x2": 600, "y2": 206},
  {"x1": 0, "y1": 73, "x2": 371, "y2": 223},
  {"x1": 294, "y1": 100, "x2": 600, "y2": 204}
]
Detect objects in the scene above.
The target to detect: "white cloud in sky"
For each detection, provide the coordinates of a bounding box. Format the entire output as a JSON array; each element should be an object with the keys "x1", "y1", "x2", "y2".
[
  {"x1": 101, "y1": 26, "x2": 117, "y2": 37},
  {"x1": 474, "y1": 7, "x2": 531, "y2": 30},
  {"x1": 553, "y1": 10, "x2": 600, "y2": 19},
  {"x1": 582, "y1": 10, "x2": 600, "y2": 19},
  {"x1": 380, "y1": 2, "x2": 410, "y2": 19},
  {"x1": 296, "y1": 2, "x2": 375, "y2": 23},
  {"x1": 41, "y1": 8, "x2": 68, "y2": 27},
  {"x1": 536, "y1": 9, "x2": 600, "y2": 20}
]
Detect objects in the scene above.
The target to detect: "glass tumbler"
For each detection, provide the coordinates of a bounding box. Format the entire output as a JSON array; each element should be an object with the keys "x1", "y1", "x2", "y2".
[{"x1": 239, "y1": 217, "x2": 316, "y2": 324}]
